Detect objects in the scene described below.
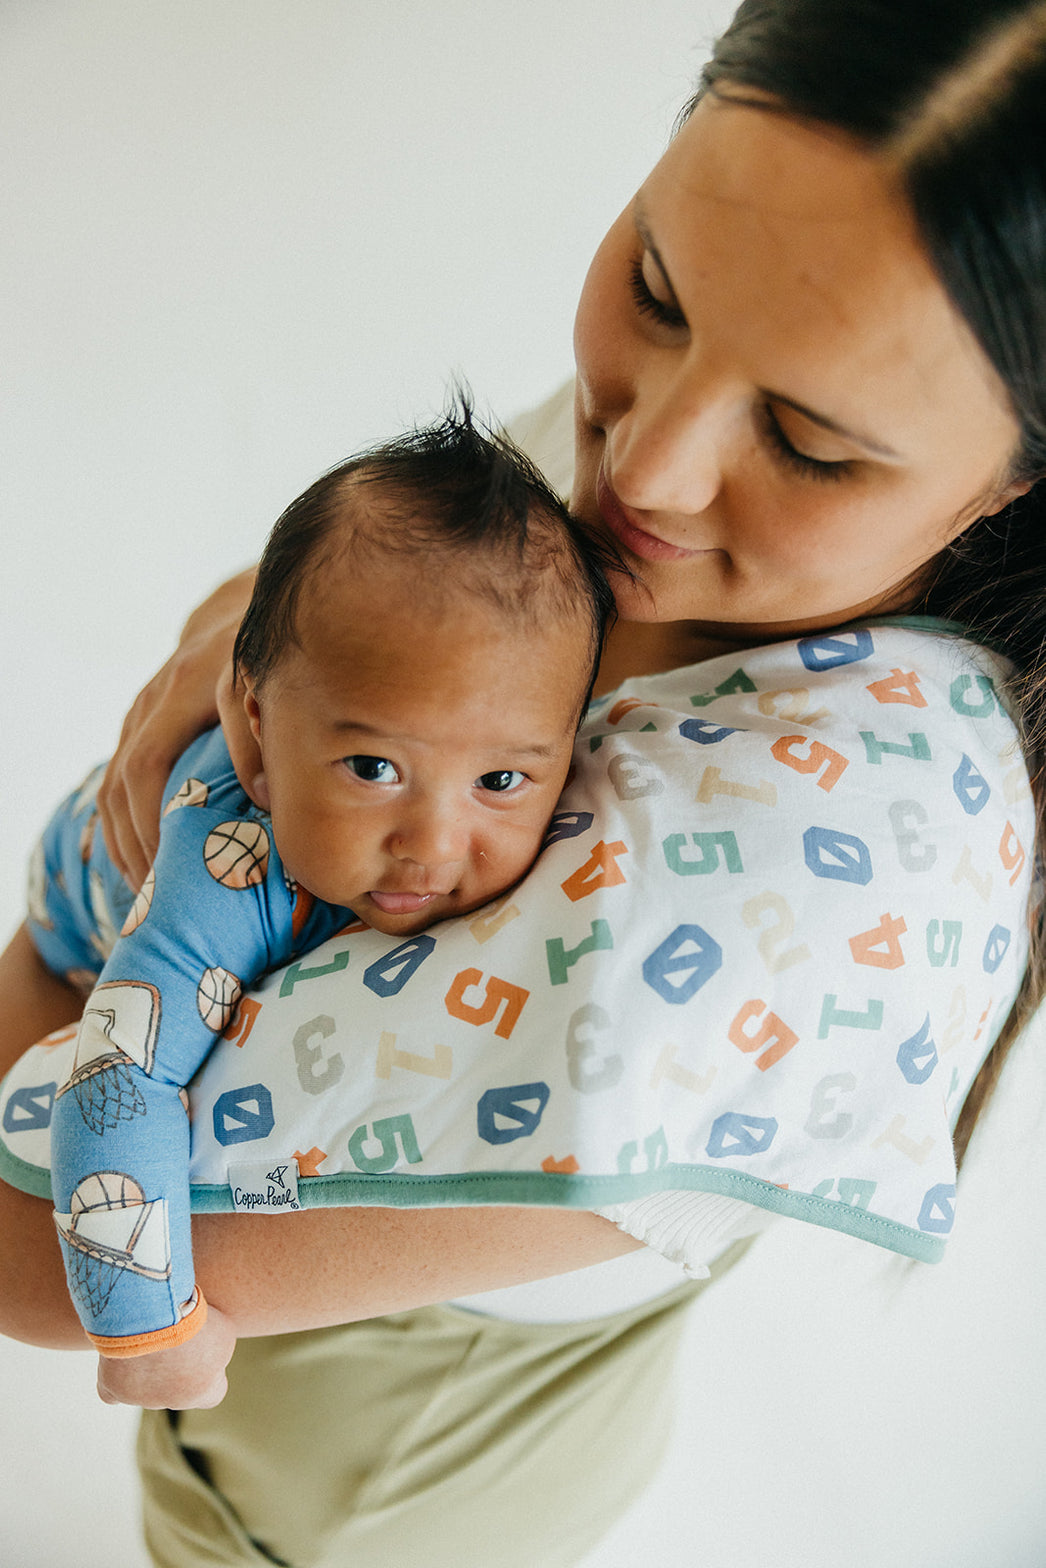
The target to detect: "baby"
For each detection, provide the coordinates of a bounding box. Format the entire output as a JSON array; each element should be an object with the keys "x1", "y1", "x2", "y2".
[{"x1": 22, "y1": 403, "x2": 618, "y2": 1405}]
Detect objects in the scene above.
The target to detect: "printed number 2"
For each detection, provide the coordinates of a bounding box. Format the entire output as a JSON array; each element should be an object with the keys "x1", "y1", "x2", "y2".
[{"x1": 741, "y1": 892, "x2": 811, "y2": 973}]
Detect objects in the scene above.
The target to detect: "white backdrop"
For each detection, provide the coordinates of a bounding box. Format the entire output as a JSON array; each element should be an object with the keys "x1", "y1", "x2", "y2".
[{"x1": 2, "y1": 4, "x2": 1045, "y2": 1565}]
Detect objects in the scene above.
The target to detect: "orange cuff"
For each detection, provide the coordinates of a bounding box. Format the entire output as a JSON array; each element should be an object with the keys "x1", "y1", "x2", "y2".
[{"x1": 89, "y1": 1289, "x2": 208, "y2": 1359}]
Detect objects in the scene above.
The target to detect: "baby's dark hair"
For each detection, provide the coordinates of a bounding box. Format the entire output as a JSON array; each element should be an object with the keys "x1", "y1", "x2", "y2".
[{"x1": 233, "y1": 397, "x2": 624, "y2": 717}]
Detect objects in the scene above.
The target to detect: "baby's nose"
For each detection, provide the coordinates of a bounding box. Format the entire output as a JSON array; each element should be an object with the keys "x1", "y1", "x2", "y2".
[{"x1": 389, "y1": 811, "x2": 468, "y2": 870}]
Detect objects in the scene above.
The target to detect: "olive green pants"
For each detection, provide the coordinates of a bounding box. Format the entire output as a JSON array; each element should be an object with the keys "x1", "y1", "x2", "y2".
[{"x1": 139, "y1": 1244, "x2": 748, "y2": 1568}]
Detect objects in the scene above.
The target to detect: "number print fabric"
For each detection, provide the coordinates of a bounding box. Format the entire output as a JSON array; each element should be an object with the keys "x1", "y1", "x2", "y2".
[{"x1": 1, "y1": 625, "x2": 1034, "y2": 1265}]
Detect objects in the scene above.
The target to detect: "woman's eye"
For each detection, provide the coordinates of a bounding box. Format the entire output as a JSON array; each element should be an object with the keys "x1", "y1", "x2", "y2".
[
  {"x1": 477, "y1": 769, "x2": 527, "y2": 794},
  {"x1": 761, "y1": 405, "x2": 856, "y2": 484},
  {"x1": 628, "y1": 255, "x2": 686, "y2": 330},
  {"x1": 344, "y1": 755, "x2": 399, "y2": 784}
]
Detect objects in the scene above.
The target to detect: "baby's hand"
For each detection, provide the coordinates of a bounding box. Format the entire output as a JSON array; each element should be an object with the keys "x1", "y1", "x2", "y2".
[{"x1": 95, "y1": 1303, "x2": 237, "y2": 1410}]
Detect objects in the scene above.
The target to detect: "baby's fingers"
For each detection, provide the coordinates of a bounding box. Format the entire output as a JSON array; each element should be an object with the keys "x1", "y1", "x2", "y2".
[{"x1": 96, "y1": 1351, "x2": 229, "y2": 1411}]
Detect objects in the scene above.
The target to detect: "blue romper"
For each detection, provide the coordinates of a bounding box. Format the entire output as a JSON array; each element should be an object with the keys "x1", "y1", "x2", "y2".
[{"x1": 27, "y1": 727, "x2": 352, "y2": 1352}]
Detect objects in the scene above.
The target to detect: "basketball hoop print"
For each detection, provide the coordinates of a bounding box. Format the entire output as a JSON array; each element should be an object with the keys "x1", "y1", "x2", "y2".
[
  {"x1": 55, "y1": 1170, "x2": 172, "y2": 1319},
  {"x1": 204, "y1": 820, "x2": 270, "y2": 889}
]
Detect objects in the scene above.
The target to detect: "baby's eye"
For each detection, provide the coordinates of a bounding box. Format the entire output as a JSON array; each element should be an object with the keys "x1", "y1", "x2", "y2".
[
  {"x1": 477, "y1": 769, "x2": 527, "y2": 794},
  {"x1": 344, "y1": 755, "x2": 400, "y2": 784}
]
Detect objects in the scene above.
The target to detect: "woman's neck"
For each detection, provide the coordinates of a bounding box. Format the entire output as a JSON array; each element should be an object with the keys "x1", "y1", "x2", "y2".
[
  {"x1": 594, "y1": 596, "x2": 926, "y2": 695},
  {"x1": 593, "y1": 619, "x2": 750, "y2": 695}
]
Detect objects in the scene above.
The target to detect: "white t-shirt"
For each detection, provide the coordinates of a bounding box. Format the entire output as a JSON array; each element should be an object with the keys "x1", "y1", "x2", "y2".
[{"x1": 451, "y1": 383, "x2": 773, "y2": 1320}]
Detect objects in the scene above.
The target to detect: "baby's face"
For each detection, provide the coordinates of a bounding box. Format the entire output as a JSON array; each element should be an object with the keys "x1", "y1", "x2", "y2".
[{"x1": 243, "y1": 556, "x2": 590, "y2": 936}]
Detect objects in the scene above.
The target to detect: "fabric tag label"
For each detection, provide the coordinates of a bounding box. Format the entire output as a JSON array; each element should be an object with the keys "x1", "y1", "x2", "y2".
[{"x1": 229, "y1": 1159, "x2": 301, "y2": 1213}]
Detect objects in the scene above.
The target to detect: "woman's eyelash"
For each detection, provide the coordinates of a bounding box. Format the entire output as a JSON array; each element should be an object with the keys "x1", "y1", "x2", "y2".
[
  {"x1": 760, "y1": 405, "x2": 856, "y2": 484},
  {"x1": 628, "y1": 257, "x2": 686, "y2": 328},
  {"x1": 628, "y1": 254, "x2": 854, "y2": 485}
]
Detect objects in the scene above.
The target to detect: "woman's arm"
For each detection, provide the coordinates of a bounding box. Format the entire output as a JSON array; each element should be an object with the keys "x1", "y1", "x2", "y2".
[
  {"x1": 4, "y1": 1178, "x2": 639, "y2": 1355},
  {"x1": 94, "y1": 1204, "x2": 638, "y2": 1410},
  {"x1": 96, "y1": 567, "x2": 258, "y2": 889},
  {"x1": 0, "y1": 915, "x2": 639, "y2": 1366},
  {"x1": 192, "y1": 1203, "x2": 642, "y2": 1340}
]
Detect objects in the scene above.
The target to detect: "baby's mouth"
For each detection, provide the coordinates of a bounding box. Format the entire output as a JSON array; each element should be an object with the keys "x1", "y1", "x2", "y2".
[{"x1": 367, "y1": 890, "x2": 442, "y2": 914}]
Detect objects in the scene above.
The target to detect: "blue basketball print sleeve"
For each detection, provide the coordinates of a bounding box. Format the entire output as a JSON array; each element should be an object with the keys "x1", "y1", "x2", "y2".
[{"x1": 42, "y1": 728, "x2": 351, "y2": 1351}]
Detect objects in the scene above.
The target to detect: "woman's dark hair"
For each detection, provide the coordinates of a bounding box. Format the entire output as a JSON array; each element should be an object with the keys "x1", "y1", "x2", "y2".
[
  {"x1": 233, "y1": 397, "x2": 625, "y2": 719},
  {"x1": 693, "y1": 0, "x2": 1046, "y2": 1166}
]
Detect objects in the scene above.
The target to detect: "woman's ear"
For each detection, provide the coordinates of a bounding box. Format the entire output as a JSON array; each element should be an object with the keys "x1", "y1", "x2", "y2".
[
  {"x1": 240, "y1": 680, "x2": 271, "y2": 810},
  {"x1": 981, "y1": 474, "x2": 1036, "y2": 516}
]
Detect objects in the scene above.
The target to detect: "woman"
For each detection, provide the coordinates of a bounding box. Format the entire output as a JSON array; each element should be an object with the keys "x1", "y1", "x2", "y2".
[{"x1": 3, "y1": 1, "x2": 1046, "y2": 1562}]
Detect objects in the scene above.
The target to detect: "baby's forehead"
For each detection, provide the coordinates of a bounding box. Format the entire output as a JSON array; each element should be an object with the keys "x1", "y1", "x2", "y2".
[
  {"x1": 280, "y1": 560, "x2": 590, "y2": 717},
  {"x1": 308, "y1": 561, "x2": 587, "y2": 657},
  {"x1": 303, "y1": 509, "x2": 589, "y2": 635}
]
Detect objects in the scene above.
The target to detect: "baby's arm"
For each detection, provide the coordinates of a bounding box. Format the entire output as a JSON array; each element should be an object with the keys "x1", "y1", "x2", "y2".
[
  {"x1": 0, "y1": 920, "x2": 238, "y2": 1408},
  {"x1": 48, "y1": 738, "x2": 275, "y2": 1366}
]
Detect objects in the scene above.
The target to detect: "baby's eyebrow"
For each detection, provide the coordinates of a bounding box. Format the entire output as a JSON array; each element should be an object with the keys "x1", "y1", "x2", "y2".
[
  {"x1": 328, "y1": 718, "x2": 392, "y2": 739},
  {"x1": 506, "y1": 739, "x2": 569, "y2": 762},
  {"x1": 330, "y1": 718, "x2": 565, "y2": 762}
]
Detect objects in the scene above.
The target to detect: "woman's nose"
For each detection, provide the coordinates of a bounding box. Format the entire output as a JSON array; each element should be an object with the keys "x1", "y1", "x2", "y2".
[{"x1": 610, "y1": 371, "x2": 729, "y2": 517}]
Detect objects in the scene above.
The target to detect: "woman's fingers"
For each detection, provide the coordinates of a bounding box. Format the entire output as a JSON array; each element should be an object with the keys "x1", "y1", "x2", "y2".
[
  {"x1": 96, "y1": 570, "x2": 257, "y2": 889},
  {"x1": 97, "y1": 651, "x2": 221, "y2": 889}
]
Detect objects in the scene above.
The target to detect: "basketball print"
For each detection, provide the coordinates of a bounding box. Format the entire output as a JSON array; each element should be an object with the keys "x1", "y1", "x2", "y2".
[
  {"x1": 204, "y1": 819, "x2": 270, "y2": 889},
  {"x1": 164, "y1": 776, "x2": 210, "y2": 815},
  {"x1": 70, "y1": 1168, "x2": 144, "y2": 1216},
  {"x1": 121, "y1": 865, "x2": 156, "y2": 936},
  {"x1": 197, "y1": 965, "x2": 242, "y2": 1032}
]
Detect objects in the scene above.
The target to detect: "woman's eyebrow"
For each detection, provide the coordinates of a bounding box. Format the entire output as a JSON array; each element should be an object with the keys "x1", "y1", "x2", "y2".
[
  {"x1": 633, "y1": 198, "x2": 903, "y2": 462},
  {"x1": 633, "y1": 202, "x2": 678, "y2": 302},
  {"x1": 766, "y1": 391, "x2": 903, "y2": 459}
]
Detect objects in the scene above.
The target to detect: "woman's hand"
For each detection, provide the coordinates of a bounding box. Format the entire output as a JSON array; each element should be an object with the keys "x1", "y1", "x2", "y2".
[
  {"x1": 97, "y1": 570, "x2": 257, "y2": 889},
  {"x1": 95, "y1": 1302, "x2": 237, "y2": 1411}
]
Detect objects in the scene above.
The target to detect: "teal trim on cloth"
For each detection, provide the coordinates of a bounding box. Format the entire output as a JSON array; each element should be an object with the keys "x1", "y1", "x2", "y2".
[
  {"x1": 0, "y1": 1140, "x2": 53, "y2": 1201},
  {"x1": 857, "y1": 614, "x2": 969, "y2": 637}
]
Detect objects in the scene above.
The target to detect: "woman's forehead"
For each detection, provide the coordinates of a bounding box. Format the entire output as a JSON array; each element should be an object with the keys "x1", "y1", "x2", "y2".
[
  {"x1": 641, "y1": 97, "x2": 933, "y2": 305},
  {"x1": 657, "y1": 93, "x2": 894, "y2": 217},
  {"x1": 634, "y1": 96, "x2": 1018, "y2": 461}
]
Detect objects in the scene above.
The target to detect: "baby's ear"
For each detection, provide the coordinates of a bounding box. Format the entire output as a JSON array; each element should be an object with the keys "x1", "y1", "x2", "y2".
[{"x1": 239, "y1": 683, "x2": 271, "y2": 811}]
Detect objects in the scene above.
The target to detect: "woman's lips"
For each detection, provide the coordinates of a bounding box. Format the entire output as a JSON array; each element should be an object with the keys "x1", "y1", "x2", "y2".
[{"x1": 596, "y1": 468, "x2": 708, "y2": 563}]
